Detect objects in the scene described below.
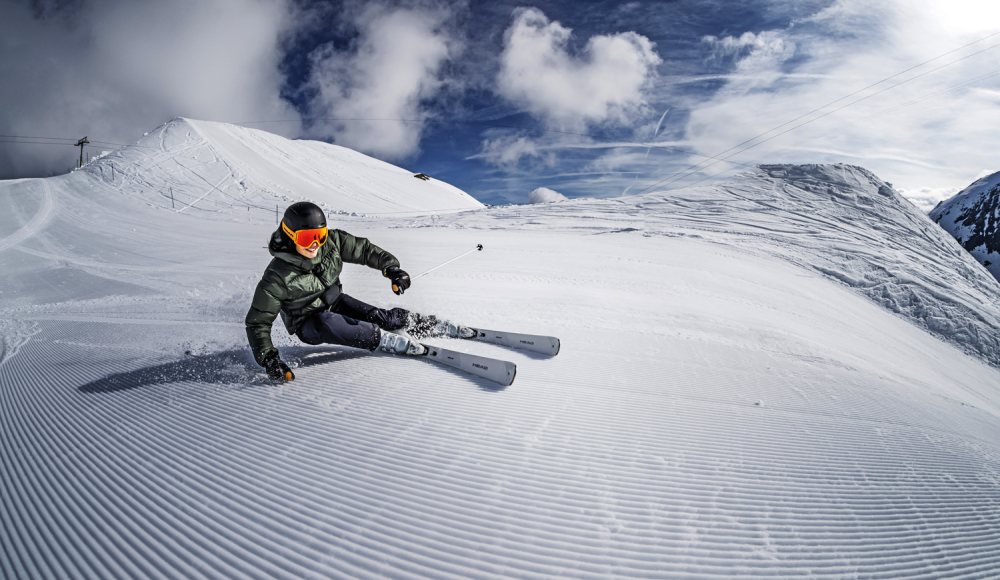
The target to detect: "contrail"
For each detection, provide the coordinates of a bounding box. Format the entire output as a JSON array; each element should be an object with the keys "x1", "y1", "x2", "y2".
[{"x1": 646, "y1": 108, "x2": 670, "y2": 158}]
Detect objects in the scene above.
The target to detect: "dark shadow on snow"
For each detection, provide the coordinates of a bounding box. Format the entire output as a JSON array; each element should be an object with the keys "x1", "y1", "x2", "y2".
[{"x1": 79, "y1": 345, "x2": 507, "y2": 393}]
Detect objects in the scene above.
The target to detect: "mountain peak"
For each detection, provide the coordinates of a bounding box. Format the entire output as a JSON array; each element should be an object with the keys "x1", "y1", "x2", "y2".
[
  {"x1": 81, "y1": 118, "x2": 483, "y2": 217},
  {"x1": 930, "y1": 170, "x2": 1000, "y2": 281}
]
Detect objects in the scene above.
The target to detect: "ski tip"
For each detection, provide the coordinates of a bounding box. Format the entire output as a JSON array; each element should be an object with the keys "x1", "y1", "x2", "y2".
[
  {"x1": 552, "y1": 338, "x2": 560, "y2": 357},
  {"x1": 506, "y1": 362, "x2": 517, "y2": 387}
]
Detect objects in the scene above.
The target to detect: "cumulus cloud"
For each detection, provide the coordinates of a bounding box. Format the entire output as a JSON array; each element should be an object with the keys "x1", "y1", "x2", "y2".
[
  {"x1": 0, "y1": 0, "x2": 298, "y2": 179},
  {"x1": 303, "y1": 4, "x2": 457, "y2": 161},
  {"x1": 528, "y1": 186, "x2": 568, "y2": 204},
  {"x1": 496, "y1": 7, "x2": 661, "y2": 130}
]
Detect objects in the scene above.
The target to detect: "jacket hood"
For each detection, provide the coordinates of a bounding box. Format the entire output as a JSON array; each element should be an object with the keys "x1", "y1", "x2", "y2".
[{"x1": 268, "y1": 227, "x2": 322, "y2": 270}]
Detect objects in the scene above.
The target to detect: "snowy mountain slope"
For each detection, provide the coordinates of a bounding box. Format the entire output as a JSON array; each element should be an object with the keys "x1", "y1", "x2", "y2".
[
  {"x1": 431, "y1": 163, "x2": 1000, "y2": 367},
  {"x1": 83, "y1": 117, "x2": 483, "y2": 218},
  {"x1": 930, "y1": 170, "x2": 1000, "y2": 282},
  {"x1": 2, "y1": 139, "x2": 1000, "y2": 579}
]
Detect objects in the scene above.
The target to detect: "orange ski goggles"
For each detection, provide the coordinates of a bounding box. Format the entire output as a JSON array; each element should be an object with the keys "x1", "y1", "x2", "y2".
[{"x1": 282, "y1": 221, "x2": 329, "y2": 248}]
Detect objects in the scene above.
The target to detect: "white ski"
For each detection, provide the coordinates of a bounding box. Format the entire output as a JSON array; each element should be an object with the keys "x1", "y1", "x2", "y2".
[
  {"x1": 469, "y1": 328, "x2": 560, "y2": 357},
  {"x1": 421, "y1": 343, "x2": 517, "y2": 386}
]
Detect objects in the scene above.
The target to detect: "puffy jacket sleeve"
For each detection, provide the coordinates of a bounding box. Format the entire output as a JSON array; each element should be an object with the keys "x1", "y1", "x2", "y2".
[
  {"x1": 334, "y1": 229, "x2": 400, "y2": 274},
  {"x1": 245, "y1": 270, "x2": 287, "y2": 367}
]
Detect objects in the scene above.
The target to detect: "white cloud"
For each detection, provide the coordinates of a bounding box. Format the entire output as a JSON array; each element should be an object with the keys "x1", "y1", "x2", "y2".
[
  {"x1": 0, "y1": 0, "x2": 298, "y2": 178},
  {"x1": 678, "y1": 0, "x2": 1000, "y2": 201},
  {"x1": 496, "y1": 7, "x2": 661, "y2": 130},
  {"x1": 473, "y1": 133, "x2": 546, "y2": 168},
  {"x1": 702, "y1": 31, "x2": 796, "y2": 90},
  {"x1": 303, "y1": 4, "x2": 457, "y2": 161},
  {"x1": 528, "y1": 186, "x2": 568, "y2": 204},
  {"x1": 903, "y1": 169, "x2": 1000, "y2": 213},
  {"x1": 897, "y1": 186, "x2": 960, "y2": 213},
  {"x1": 923, "y1": 0, "x2": 1000, "y2": 35}
]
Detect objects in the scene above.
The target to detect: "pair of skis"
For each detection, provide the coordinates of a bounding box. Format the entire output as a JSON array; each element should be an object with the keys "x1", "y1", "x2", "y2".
[{"x1": 408, "y1": 328, "x2": 560, "y2": 387}]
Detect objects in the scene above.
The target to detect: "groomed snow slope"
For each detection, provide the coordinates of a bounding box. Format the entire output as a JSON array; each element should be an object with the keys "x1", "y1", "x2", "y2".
[{"x1": 2, "y1": 147, "x2": 1000, "y2": 578}]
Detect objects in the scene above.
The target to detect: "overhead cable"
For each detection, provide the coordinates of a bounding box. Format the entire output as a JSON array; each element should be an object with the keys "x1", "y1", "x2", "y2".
[
  {"x1": 234, "y1": 117, "x2": 758, "y2": 171},
  {"x1": 632, "y1": 31, "x2": 1000, "y2": 195}
]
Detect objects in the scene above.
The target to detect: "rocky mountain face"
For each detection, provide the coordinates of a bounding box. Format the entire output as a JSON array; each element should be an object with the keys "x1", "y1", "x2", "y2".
[{"x1": 930, "y1": 171, "x2": 1000, "y2": 282}]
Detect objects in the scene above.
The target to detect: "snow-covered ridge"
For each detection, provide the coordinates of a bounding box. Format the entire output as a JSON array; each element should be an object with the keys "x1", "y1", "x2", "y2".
[
  {"x1": 417, "y1": 163, "x2": 1000, "y2": 367},
  {"x1": 79, "y1": 117, "x2": 483, "y2": 216},
  {"x1": 929, "y1": 170, "x2": 1000, "y2": 282}
]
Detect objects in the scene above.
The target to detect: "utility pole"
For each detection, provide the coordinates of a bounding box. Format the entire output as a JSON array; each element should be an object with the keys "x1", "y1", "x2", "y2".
[{"x1": 75, "y1": 137, "x2": 90, "y2": 167}]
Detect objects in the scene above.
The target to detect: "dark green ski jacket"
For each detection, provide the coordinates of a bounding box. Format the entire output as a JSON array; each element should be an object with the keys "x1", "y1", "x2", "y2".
[{"x1": 245, "y1": 227, "x2": 399, "y2": 366}]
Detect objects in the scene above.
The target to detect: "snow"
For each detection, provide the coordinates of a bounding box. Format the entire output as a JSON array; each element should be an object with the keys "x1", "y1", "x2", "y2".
[
  {"x1": 82, "y1": 117, "x2": 483, "y2": 219},
  {"x1": 2, "y1": 121, "x2": 1000, "y2": 579},
  {"x1": 528, "y1": 186, "x2": 568, "y2": 204},
  {"x1": 930, "y1": 169, "x2": 1000, "y2": 282}
]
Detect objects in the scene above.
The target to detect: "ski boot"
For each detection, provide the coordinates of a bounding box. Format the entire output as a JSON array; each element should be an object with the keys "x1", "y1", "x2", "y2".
[
  {"x1": 441, "y1": 321, "x2": 477, "y2": 339},
  {"x1": 378, "y1": 330, "x2": 427, "y2": 356},
  {"x1": 405, "y1": 312, "x2": 477, "y2": 340}
]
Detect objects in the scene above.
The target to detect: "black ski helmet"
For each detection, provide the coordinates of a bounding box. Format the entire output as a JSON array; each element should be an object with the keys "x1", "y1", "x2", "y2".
[{"x1": 282, "y1": 201, "x2": 326, "y2": 231}]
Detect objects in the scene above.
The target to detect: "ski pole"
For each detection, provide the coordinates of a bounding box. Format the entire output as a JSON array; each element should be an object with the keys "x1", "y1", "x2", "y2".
[{"x1": 400, "y1": 244, "x2": 483, "y2": 291}]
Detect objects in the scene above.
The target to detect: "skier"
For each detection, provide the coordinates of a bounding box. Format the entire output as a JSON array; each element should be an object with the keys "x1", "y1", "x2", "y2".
[{"x1": 246, "y1": 201, "x2": 431, "y2": 382}]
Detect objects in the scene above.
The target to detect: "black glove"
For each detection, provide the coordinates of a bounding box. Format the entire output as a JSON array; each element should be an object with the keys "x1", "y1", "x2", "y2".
[
  {"x1": 384, "y1": 265, "x2": 411, "y2": 295},
  {"x1": 264, "y1": 352, "x2": 294, "y2": 382},
  {"x1": 385, "y1": 307, "x2": 410, "y2": 330}
]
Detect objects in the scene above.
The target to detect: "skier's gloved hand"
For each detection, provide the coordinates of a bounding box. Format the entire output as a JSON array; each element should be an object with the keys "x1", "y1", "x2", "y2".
[
  {"x1": 384, "y1": 266, "x2": 411, "y2": 295},
  {"x1": 385, "y1": 307, "x2": 410, "y2": 330},
  {"x1": 264, "y1": 352, "x2": 295, "y2": 382}
]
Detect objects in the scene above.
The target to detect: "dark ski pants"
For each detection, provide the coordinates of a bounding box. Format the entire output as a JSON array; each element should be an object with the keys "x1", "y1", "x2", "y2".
[{"x1": 296, "y1": 293, "x2": 408, "y2": 352}]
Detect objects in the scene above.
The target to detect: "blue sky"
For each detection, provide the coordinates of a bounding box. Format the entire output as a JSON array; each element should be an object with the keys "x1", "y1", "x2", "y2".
[{"x1": 3, "y1": 0, "x2": 1000, "y2": 209}]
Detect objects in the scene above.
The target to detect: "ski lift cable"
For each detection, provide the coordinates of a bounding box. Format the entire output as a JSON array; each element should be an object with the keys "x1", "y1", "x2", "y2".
[
  {"x1": 634, "y1": 30, "x2": 1000, "y2": 194},
  {"x1": 759, "y1": 68, "x2": 1000, "y2": 163},
  {"x1": 647, "y1": 68, "x2": 1000, "y2": 196},
  {"x1": 234, "y1": 32, "x2": 1000, "y2": 198},
  {"x1": 0, "y1": 137, "x2": 129, "y2": 148},
  {"x1": 0, "y1": 139, "x2": 77, "y2": 146},
  {"x1": 633, "y1": 30, "x2": 1000, "y2": 195},
  {"x1": 634, "y1": 37, "x2": 1000, "y2": 195},
  {"x1": 234, "y1": 118, "x2": 759, "y2": 171},
  {"x1": 0, "y1": 134, "x2": 77, "y2": 141}
]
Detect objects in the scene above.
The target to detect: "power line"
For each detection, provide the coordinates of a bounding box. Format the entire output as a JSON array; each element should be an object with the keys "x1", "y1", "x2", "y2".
[
  {"x1": 236, "y1": 33, "x2": 1000, "y2": 197},
  {"x1": 759, "y1": 68, "x2": 1000, "y2": 163},
  {"x1": 0, "y1": 134, "x2": 76, "y2": 141},
  {"x1": 0, "y1": 139, "x2": 90, "y2": 147},
  {"x1": 615, "y1": 67, "x2": 1000, "y2": 197},
  {"x1": 234, "y1": 117, "x2": 759, "y2": 171},
  {"x1": 0, "y1": 136, "x2": 127, "y2": 147},
  {"x1": 631, "y1": 31, "x2": 1000, "y2": 196},
  {"x1": 10, "y1": 30, "x2": 998, "y2": 198}
]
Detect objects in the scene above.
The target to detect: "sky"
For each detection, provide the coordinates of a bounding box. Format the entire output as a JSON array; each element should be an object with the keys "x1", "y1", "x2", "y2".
[{"x1": 2, "y1": 0, "x2": 1000, "y2": 208}]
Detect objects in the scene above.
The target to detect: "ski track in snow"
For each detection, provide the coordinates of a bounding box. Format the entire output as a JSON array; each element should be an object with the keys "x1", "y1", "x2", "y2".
[
  {"x1": 0, "y1": 179, "x2": 54, "y2": 254},
  {"x1": 2, "y1": 121, "x2": 1000, "y2": 579}
]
